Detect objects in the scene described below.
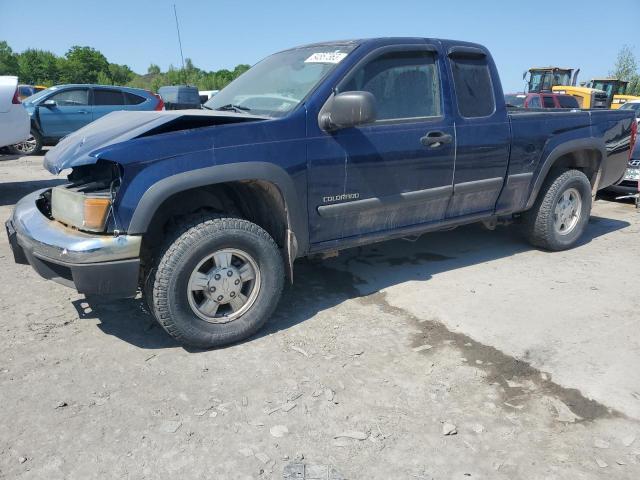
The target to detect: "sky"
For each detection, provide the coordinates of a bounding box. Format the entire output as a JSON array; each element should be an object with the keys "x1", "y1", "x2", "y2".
[{"x1": 0, "y1": 0, "x2": 638, "y2": 92}]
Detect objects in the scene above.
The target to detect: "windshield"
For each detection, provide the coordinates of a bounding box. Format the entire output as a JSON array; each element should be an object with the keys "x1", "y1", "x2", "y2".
[
  {"x1": 204, "y1": 45, "x2": 356, "y2": 117},
  {"x1": 620, "y1": 102, "x2": 640, "y2": 117},
  {"x1": 592, "y1": 81, "x2": 627, "y2": 96},
  {"x1": 529, "y1": 70, "x2": 571, "y2": 92},
  {"x1": 592, "y1": 81, "x2": 614, "y2": 97},
  {"x1": 23, "y1": 86, "x2": 57, "y2": 104}
]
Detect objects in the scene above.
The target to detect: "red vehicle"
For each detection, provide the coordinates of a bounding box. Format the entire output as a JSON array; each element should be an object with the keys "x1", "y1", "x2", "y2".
[{"x1": 505, "y1": 92, "x2": 580, "y2": 109}]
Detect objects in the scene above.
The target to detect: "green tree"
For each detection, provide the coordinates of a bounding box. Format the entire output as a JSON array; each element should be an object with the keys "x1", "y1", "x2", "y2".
[
  {"x1": 184, "y1": 58, "x2": 196, "y2": 72},
  {"x1": 233, "y1": 64, "x2": 250, "y2": 77},
  {"x1": 164, "y1": 64, "x2": 183, "y2": 85},
  {"x1": 630, "y1": 76, "x2": 640, "y2": 96},
  {"x1": 107, "y1": 63, "x2": 134, "y2": 85},
  {"x1": 610, "y1": 45, "x2": 640, "y2": 95},
  {"x1": 1, "y1": 40, "x2": 251, "y2": 91},
  {"x1": 0, "y1": 41, "x2": 20, "y2": 76},
  {"x1": 96, "y1": 70, "x2": 111, "y2": 85},
  {"x1": 17, "y1": 49, "x2": 60, "y2": 85},
  {"x1": 60, "y1": 46, "x2": 109, "y2": 83},
  {"x1": 610, "y1": 45, "x2": 638, "y2": 80}
]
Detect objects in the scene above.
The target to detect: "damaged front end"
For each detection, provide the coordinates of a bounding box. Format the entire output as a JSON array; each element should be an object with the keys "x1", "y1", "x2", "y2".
[
  {"x1": 6, "y1": 108, "x2": 271, "y2": 297},
  {"x1": 7, "y1": 164, "x2": 141, "y2": 297}
]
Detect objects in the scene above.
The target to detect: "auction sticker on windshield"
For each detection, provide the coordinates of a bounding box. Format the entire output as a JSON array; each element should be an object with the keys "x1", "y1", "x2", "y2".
[{"x1": 305, "y1": 51, "x2": 348, "y2": 64}]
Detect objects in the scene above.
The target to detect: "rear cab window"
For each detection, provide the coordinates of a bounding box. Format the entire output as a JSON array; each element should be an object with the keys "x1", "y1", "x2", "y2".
[
  {"x1": 448, "y1": 47, "x2": 495, "y2": 118},
  {"x1": 542, "y1": 96, "x2": 556, "y2": 108}
]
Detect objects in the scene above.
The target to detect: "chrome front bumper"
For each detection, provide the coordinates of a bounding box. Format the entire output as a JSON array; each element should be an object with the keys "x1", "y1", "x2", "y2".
[{"x1": 6, "y1": 189, "x2": 142, "y2": 296}]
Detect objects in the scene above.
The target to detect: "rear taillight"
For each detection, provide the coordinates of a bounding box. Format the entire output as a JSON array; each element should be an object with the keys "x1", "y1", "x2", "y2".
[
  {"x1": 630, "y1": 120, "x2": 637, "y2": 159},
  {"x1": 12, "y1": 87, "x2": 20, "y2": 104},
  {"x1": 154, "y1": 94, "x2": 164, "y2": 111}
]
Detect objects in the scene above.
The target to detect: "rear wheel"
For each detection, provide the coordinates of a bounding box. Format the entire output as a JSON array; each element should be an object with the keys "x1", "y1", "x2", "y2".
[
  {"x1": 148, "y1": 215, "x2": 284, "y2": 348},
  {"x1": 523, "y1": 169, "x2": 592, "y2": 251},
  {"x1": 9, "y1": 129, "x2": 43, "y2": 155}
]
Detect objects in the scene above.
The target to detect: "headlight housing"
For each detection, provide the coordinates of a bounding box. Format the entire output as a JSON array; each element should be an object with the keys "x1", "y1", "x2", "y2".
[{"x1": 51, "y1": 186, "x2": 111, "y2": 232}]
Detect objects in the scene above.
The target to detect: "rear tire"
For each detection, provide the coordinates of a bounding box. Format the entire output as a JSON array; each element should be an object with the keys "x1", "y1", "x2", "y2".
[
  {"x1": 148, "y1": 215, "x2": 284, "y2": 348},
  {"x1": 523, "y1": 169, "x2": 592, "y2": 251},
  {"x1": 9, "y1": 129, "x2": 43, "y2": 155}
]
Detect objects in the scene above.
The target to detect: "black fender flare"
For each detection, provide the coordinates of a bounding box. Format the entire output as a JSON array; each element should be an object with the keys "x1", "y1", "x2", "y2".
[
  {"x1": 127, "y1": 162, "x2": 309, "y2": 255},
  {"x1": 524, "y1": 138, "x2": 606, "y2": 210}
]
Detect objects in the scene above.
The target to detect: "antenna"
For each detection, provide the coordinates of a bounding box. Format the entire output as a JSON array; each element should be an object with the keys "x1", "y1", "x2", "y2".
[{"x1": 173, "y1": 4, "x2": 186, "y2": 84}]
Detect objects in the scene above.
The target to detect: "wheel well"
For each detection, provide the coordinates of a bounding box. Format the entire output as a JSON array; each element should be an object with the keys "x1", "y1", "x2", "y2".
[
  {"x1": 140, "y1": 181, "x2": 288, "y2": 259},
  {"x1": 548, "y1": 149, "x2": 601, "y2": 188}
]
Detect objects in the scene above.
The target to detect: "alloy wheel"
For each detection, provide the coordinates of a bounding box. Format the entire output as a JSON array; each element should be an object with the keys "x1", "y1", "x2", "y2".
[
  {"x1": 553, "y1": 187, "x2": 582, "y2": 235},
  {"x1": 187, "y1": 248, "x2": 261, "y2": 324}
]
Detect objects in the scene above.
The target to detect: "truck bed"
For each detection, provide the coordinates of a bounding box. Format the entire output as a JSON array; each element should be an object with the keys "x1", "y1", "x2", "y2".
[{"x1": 506, "y1": 108, "x2": 632, "y2": 191}]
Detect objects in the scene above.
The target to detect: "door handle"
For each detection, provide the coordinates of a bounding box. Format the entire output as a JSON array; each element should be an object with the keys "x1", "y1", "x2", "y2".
[
  {"x1": 420, "y1": 131, "x2": 453, "y2": 147},
  {"x1": 78, "y1": 110, "x2": 89, "y2": 114}
]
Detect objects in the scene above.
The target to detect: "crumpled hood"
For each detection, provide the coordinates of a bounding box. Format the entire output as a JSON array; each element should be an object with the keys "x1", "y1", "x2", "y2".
[{"x1": 43, "y1": 109, "x2": 268, "y2": 174}]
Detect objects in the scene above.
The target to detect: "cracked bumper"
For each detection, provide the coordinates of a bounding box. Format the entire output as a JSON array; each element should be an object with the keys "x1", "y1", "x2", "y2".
[{"x1": 5, "y1": 189, "x2": 141, "y2": 297}]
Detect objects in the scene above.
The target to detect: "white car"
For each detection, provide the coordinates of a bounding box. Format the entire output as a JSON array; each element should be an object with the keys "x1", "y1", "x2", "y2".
[
  {"x1": 619, "y1": 99, "x2": 640, "y2": 124},
  {"x1": 0, "y1": 76, "x2": 30, "y2": 149}
]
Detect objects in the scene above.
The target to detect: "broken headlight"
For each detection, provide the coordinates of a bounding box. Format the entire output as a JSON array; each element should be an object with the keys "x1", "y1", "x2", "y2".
[
  {"x1": 51, "y1": 186, "x2": 111, "y2": 232},
  {"x1": 50, "y1": 161, "x2": 121, "y2": 232}
]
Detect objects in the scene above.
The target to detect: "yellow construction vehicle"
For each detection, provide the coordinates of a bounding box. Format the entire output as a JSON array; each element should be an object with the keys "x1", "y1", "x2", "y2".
[
  {"x1": 523, "y1": 67, "x2": 610, "y2": 108},
  {"x1": 586, "y1": 79, "x2": 640, "y2": 109}
]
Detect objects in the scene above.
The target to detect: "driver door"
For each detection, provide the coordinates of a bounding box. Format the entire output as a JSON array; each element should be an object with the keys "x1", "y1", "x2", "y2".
[{"x1": 307, "y1": 45, "x2": 455, "y2": 244}]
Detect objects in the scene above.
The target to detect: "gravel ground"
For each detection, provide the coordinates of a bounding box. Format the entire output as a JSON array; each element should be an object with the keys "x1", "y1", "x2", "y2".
[{"x1": 1, "y1": 151, "x2": 640, "y2": 479}]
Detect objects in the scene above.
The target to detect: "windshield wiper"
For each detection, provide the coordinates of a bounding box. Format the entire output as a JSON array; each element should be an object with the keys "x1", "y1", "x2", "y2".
[
  {"x1": 215, "y1": 104, "x2": 251, "y2": 113},
  {"x1": 202, "y1": 104, "x2": 213, "y2": 110}
]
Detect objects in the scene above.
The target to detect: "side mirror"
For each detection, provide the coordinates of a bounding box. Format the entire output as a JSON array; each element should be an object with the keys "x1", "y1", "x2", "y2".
[
  {"x1": 320, "y1": 91, "x2": 376, "y2": 131},
  {"x1": 42, "y1": 99, "x2": 57, "y2": 107}
]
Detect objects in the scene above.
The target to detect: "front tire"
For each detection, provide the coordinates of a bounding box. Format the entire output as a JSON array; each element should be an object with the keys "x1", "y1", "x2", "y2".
[
  {"x1": 9, "y1": 129, "x2": 43, "y2": 155},
  {"x1": 523, "y1": 169, "x2": 592, "y2": 251},
  {"x1": 149, "y1": 215, "x2": 284, "y2": 348}
]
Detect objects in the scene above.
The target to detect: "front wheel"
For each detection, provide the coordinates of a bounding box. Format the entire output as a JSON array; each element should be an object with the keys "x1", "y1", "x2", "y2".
[
  {"x1": 523, "y1": 169, "x2": 592, "y2": 251},
  {"x1": 148, "y1": 215, "x2": 285, "y2": 348}
]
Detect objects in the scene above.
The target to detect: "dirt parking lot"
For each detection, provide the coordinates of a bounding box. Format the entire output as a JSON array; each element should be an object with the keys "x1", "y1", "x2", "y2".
[{"x1": 1, "y1": 151, "x2": 640, "y2": 479}]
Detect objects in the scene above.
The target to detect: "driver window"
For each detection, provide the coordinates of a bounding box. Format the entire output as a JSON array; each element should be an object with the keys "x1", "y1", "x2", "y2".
[
  {"x1": 341, "y1": 50, "x2": 441, "y2": 121},
  {"x1": 50, "y1": 89, "x2": 89, "y2": 106}
]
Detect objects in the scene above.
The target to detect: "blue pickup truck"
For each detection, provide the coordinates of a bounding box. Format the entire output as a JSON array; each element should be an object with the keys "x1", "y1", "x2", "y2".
[{"x1": 6, "y1": 38, "x2": 636, "y2": 348}]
